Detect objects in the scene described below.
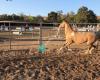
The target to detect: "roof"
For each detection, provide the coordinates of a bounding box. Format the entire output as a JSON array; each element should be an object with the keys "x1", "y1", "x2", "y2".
[{"x1": 97, "y1": 16, "x2": 100, "y2": 20}]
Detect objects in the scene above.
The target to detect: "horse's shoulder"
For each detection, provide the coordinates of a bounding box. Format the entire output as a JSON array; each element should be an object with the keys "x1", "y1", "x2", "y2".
[{"x1": 71, "y1": 32, "x2": 75, "y2": 36}]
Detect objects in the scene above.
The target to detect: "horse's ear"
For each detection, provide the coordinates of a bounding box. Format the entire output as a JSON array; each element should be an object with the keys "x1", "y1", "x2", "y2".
[
  {"x1": 61, "y1": 18, "x2": 66, "y2": 22},
  {"x1": 64, "y1": 19, "x2": 69, "y2": 23},
  {"x1": 63, "y1": 20, "x2": 66, "y2": 23},
  {"x1": 61, "y1": 19, "x2": 69, "y2": 23}
]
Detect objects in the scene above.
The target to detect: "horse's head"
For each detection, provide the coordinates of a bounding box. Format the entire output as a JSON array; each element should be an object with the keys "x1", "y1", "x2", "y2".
[
  {"x1": 56, "y1": 21, "x2": 66, "y2": 38},
  {"x1": 56, "y1": 20, "x2": 74, "y2": 38},
  {"x1": 58, "y1": 20, "x2": 73, "y2": 32},
  {"x1": 58, "y1": 21, "x2": 66, "y2": 28}
]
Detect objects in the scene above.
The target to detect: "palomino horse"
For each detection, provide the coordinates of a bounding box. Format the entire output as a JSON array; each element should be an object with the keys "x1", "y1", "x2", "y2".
[{"x1": 57, "y1": 20, "x2": 100, "y2": 54}]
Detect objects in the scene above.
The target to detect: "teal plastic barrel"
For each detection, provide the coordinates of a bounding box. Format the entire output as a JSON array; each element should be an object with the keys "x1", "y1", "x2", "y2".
[{"x1": 38, "y1": 43, "x2": 46, "y2": 53}]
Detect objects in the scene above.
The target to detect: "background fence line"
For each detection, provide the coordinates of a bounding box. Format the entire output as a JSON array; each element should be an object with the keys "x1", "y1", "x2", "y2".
[{"x1": 0, "y1": 22, "x2": 100, "y2": 50}]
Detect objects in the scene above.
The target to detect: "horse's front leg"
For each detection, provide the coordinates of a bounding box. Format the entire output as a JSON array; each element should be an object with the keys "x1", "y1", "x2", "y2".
[
  {"x1": 66, "y1": 41, "x2": 73, "y2": 51},
  {"x1": 59, "y1": 42, "x2": 68, "y2": 51},
  {"x1": 59, "y1": 40, "x2": 73, "y2": 52},
  {"x1": 65, "y1": 39, "x2": 73, "y2": 50}
]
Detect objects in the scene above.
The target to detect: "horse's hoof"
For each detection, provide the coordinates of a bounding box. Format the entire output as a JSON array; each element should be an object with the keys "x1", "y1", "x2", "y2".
[
  {"x1": 68, "y1": 49, "x2": 72, "y2": 51},
  {"x1": 83, "y1": 51, "x2": 89, "y2": 55}
]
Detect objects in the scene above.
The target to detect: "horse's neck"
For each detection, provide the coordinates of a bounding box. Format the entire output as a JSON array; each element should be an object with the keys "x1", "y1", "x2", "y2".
[{"x1": 64, "y1": 23, "x2": 74, "y2": 35}]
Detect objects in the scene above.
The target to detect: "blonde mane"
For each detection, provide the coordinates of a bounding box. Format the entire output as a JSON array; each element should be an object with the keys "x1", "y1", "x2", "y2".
[{"x1": 62, "y1": 20, "x2": 74, "y2": 32}]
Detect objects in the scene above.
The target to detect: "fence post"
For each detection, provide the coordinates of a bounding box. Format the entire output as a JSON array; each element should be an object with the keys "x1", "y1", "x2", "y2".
[
  {"x1": 38, "y1": 22, "x2": 46, "y2": 53},
  {"x1": 9, "y1": 22, "x2": 11, "y2": 50},
  {"x1": 39, "y1": 22, "x2": 42, "y2": 45}
]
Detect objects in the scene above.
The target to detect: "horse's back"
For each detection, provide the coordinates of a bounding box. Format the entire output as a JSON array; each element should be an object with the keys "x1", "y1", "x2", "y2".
[
  {"x1": 75, "y1": 31, "x2": 95, "y2": 38},
  {"x1": 73, "y1": 31, "x2": 96, "y2": 44}
]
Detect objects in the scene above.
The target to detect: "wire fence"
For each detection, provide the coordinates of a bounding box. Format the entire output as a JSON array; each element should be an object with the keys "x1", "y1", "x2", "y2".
[{"x1": 0, "y1": 22, "x2": 100, "y2": 50}]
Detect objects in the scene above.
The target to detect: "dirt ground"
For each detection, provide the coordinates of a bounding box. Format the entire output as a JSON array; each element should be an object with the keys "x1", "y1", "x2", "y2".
[
  {"x1": 0, "y1": 39, "x2": 100, "y2": 80},
  {"x1": 0, "y1": 40, "x2": 99, "y2": 50}
]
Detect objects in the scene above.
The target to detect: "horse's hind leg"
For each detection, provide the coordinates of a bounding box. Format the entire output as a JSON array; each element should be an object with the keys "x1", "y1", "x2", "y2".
[
  {"x1": 86, "y1": 44, "x2": 95, "y2": 54},
  {"x1": 85, "y1": 44, "x2": 92, "y2": 54},
  {"x1": 95, "y1": 40, "x2": 99, "y2": 50},
  {"x1": 89, "y1": 44, "x2": 96, "y2": 54}
]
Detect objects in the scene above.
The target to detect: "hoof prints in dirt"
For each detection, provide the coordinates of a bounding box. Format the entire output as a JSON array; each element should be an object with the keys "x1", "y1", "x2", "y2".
[{"x1": 0, "y1": 49, "x2": 100, "y2": 80}]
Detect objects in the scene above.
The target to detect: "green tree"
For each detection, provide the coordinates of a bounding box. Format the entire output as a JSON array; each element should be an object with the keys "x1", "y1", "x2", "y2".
[
  {"x1": 65, "y1": 11, "x2": 75, "y2": 23},
  {"x1": 7, "y1": 14, "x2": 12, "y2": 20},
  {"x1": 0, "y1": 14, "x2": 8, "y2": 20},
  {"x1": 75, "y1": 6, "x2": 97, "y2": 23},
  {"x1": 35, "y1": 15, "x2": 44, "y2": 23},
  {"x1": 47, "y1": 11, "x2": 58, "y2": 23},
  {"x1": 87, "y1": 10, "x2": 97, "y2": 23},
  {"x1": 19, "y1": 13, "x2": 25, "y2": 21},
  {"x1": 97, "y1": 19, "x2": 100, "y2": 23},
  {"x1": 11, "y1": 14, "x2": 20, "y2": 21},
  {"x1": 75, "y1": 6, "x2": 89, "y2": 23},
  {"x1": 27, "y1": 15, "x2": 34, "y2": 22},
  {"x1": 57, "y1": 10, "x2": 63, "y2": 22}
]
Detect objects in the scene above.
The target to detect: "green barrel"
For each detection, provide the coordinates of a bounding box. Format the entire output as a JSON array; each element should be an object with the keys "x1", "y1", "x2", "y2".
[{"x1": 38, "y1": 43, "x2": 46, "y2": 53}]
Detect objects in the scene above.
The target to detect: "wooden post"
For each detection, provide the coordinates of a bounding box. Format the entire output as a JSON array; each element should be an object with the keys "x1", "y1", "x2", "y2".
[
  {"x1": 9, "y1": 22, "x2": 11, "y2": 50},
  {"x1": 39, "y1": 22, "x2": 42, "y2": 45}
]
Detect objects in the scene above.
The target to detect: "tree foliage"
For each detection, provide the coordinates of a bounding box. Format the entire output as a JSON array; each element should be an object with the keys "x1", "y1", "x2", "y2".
[
  {"x1": 47, "y1": 11, "x2": 58, "y2": 23},
  {"x1": 87, "y1": 10, "x2": 97, "y2": 23},
  {"x1": 57, "y1": 10, "x2": 63, "y2": 22},
  {"x1": 64, "y1": 11, "x2": 75, "y2": 23},
  {"x1": 47, "y1": 11, "x2": 63, "y2": 23},
  {"x1": 35, "y1": 15, "x2": 44, "y2": 23},
  {"x1": 97, "y1": 19, "x2": 100, "y2": 23},
  {"x1": 75, "y1": 6, "x2": 97, "y2": 23},
  {"x1": 0, "y1": 6, "x2": 98, "y2": 23}
]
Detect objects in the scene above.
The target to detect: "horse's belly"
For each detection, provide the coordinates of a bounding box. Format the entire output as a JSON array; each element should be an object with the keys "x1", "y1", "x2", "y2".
[{"x1": 74, "y1": 37, "x2": 87, "y2": 44}]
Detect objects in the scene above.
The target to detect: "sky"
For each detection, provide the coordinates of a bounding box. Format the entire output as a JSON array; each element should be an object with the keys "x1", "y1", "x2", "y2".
[{"x1": 0, "y1": 0, "x2": 100, "y2": 16}]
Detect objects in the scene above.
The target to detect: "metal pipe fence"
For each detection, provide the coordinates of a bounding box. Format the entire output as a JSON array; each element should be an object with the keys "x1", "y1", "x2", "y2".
[{"x1": 0, "y1": 22, "x2": 100, "y2": 50}]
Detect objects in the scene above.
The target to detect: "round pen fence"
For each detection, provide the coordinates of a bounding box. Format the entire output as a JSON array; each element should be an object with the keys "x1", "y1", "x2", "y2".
[{"x1": 0, "y1": 21, "x2": 100, "y2": 50}]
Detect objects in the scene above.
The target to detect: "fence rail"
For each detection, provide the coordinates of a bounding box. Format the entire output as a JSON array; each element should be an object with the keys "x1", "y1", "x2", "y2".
[{"x1": 0, "y1": 22, "x2": 100, "y2": 50}]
